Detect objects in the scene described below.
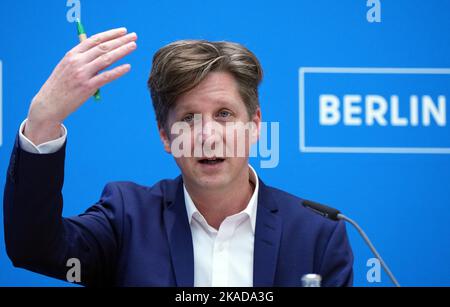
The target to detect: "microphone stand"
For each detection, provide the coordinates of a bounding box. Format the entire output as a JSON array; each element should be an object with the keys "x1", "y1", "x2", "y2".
[
  {"x1": 303, "y1": 200, "x2": 401, "y2": 287},
  {"x1": 337, "y1": 213, "x2": 400, "y2": 287}
]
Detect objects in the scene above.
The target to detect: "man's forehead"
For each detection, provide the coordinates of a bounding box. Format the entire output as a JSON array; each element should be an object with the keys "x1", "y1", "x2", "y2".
[
  {"x1": 164, "y1": 72, "x2": 247, "y2": 123},
  {"x1": 174, "y1": 95, "x2": 240, "y2": 111}
]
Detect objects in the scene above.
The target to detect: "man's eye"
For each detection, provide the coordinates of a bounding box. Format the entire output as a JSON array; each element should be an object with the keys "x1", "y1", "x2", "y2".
[
  {"x1": 182, "y1": 114, "x2": 194, "y2": 122},
  {"x1": 218, "y1": 110, "x2": 231, "y2": 118}
]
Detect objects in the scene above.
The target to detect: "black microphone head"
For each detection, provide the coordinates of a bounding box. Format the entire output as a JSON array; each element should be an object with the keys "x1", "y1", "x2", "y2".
[{"x1": 302, "y1": 200, "x2": 341, "y2": 221}]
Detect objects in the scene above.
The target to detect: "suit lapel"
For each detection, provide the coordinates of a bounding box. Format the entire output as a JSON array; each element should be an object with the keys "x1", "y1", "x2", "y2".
[
  {"x1": 163, "y1": 177, "x2": 194, "y2": 287},
  {"x1": 253, "y1": 179, "x2": 282, "y2": 286},
  {"x1": 162, "y1": 176, "x2": 282, "y2": 287}
]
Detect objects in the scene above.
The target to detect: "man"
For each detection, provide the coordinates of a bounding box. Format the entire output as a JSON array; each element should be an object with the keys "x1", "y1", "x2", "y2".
[{"x1": 3, "y1": 27, "x2": 353, "y2": 286}]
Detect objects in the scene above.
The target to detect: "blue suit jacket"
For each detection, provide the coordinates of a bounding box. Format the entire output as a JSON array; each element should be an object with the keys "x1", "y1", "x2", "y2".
[{"x1": 3, "y1": 136, "x2": 353, "y2": 287}]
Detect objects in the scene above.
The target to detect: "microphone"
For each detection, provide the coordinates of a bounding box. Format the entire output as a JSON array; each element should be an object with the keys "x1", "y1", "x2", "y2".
[{"x1": 302, "y1": 200, "x2": 400, "y2": 287}]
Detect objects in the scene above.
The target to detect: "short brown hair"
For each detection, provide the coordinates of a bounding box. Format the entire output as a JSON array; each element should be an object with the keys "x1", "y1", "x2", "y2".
[{"x1": 148, "y1": 40, "x2": 263, "y2": 127}]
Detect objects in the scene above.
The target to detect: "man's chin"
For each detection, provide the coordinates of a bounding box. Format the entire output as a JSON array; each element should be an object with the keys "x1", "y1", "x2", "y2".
[{"x1": 187, "y1": 175, "x2": 230, "y2": 191}]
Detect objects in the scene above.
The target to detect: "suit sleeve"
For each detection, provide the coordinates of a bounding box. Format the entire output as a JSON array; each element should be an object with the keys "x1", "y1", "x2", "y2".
[
  {"x1": 3, "y1": 134, "x2": 123, "y2": 287},
  {"x1": 318, "y1": 220, "x2": 354, "y2": 287}
]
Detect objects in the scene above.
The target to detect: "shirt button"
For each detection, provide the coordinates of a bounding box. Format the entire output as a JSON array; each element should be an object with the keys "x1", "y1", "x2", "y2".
[{"x1": 218, "y1": 244, "x2": 224, "y2": 252}]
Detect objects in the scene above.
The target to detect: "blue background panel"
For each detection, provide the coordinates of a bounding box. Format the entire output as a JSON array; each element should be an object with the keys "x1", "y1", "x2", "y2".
[{"x1": 0, "y1": 0, "x2": 449, "y2": 286}]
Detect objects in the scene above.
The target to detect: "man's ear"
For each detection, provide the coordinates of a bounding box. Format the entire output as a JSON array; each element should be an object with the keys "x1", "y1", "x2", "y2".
[
  {"x1": 158, "y1": 122, "x2": 172, "y2": 154},
  {"x1": 250, "y1": 108, "x2": 261, "y2": 145}
]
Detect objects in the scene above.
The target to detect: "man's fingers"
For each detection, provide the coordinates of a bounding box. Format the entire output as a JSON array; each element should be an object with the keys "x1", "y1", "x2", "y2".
[
  {"x1": 73, "y1": 27, "x2": 128, "y2": 54},
  {"x1": 81, "y1": 32, "x2": 138, "y2": 64},
  {"x1": 84, "y1": 41, "x2": 137, "y2": 76},
  {"x1": 89, "y1": 64, "x2": 131, "y2": 89}
]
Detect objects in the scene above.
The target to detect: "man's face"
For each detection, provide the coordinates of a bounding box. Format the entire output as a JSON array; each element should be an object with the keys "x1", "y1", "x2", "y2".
[{"x1": 159, "y1": 71, "x2": 261, "y2": 191}]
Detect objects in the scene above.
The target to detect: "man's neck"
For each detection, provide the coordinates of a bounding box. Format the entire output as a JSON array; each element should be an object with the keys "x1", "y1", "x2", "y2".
[{"x1": 185, "y1": 167, "x2": 255, "y2": 230}]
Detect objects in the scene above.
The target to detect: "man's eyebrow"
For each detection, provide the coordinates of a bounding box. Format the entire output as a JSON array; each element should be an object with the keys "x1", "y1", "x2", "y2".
[{"x1": 173, "y1": 106, "x2": 194, "y2": 117}]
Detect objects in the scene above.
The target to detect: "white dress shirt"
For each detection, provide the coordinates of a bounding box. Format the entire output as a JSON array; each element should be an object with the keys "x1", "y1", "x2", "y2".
[
  {"x1": 18, "y1": 119, "x2": 259, "y2": 287},
  {"x1": 184, "y1": 166, "x2": 258, "y2": 287}
]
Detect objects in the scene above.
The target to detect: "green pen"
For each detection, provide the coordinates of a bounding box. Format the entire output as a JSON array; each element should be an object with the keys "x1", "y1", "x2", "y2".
[{"x1": 76, "y1": 19, "x2": 101, "y2": 101}]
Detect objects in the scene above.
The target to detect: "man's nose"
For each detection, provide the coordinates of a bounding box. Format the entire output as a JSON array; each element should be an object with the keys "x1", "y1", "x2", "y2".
[{"x1": 196, "y1": 116, "x2": 223, "y2": 144}]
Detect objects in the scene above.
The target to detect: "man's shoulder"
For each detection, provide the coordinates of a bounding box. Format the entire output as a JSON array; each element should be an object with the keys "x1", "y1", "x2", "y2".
[{"x1": 262, "y1": 183, "x2": 340, "y2": 231}]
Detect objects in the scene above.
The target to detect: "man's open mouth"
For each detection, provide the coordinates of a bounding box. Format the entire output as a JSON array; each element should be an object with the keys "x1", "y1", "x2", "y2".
[{"x1": 198, "y1": 158, "x2": 225, "y2": 165}]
